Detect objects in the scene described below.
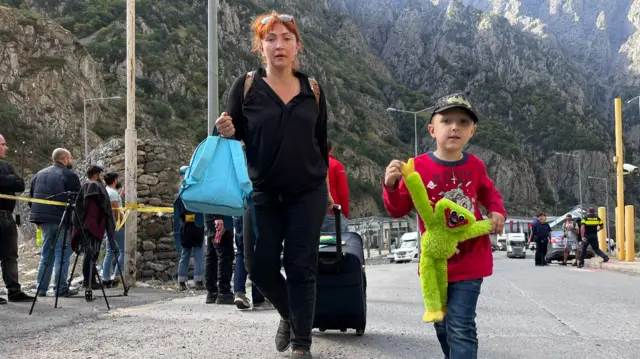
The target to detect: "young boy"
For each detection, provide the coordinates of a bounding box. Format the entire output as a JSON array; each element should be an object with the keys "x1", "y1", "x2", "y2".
[{"x1": 382, "y1": 93, "x2": 506, "y2": 359}]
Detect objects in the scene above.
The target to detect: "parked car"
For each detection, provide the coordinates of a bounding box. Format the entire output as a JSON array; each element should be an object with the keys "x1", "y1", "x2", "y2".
[{"x1": 545, "y1": 230, "x2": 594, "y2": 263}]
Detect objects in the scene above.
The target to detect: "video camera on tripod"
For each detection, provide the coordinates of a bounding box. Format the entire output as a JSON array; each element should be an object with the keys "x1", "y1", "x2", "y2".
[{"x1": 29, "y1": 189, "x2": 130, "y2": 315}]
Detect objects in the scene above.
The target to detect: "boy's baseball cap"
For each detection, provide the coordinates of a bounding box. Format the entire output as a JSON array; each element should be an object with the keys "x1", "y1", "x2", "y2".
[{"x1": 430, "y1": 92, "x2": 479, "y2": 123}]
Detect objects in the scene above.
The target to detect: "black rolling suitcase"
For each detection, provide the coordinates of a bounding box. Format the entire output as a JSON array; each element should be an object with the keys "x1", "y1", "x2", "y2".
[{"x1": 313, "y1": 205, "x2": 367, "y2": 336}]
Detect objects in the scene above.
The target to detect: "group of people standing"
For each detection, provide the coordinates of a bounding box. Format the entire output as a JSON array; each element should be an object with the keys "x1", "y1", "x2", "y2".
[{"x1": 529, "y1": 208, "x2": 609, "y2": 268}]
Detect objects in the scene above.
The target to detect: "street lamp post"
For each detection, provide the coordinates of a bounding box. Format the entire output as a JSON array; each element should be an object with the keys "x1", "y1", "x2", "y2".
[
  {"x1": 13, "y1": 141, "x2": 31, "y2": 178},
  {"x1": 83, "y1": 96, "x2": 122, "y2": 159},
  {"x1": 627, "y1": 95, "x2": 640, "y2": 123},
  {"x1": 588, "y1": 175, "x2": 610, "y2": 254},
  {"x1": 387, "y1": 106, "x2": 434, "y2": 245},
  {"x1": 554, "y1": 152, "x2": 583, "y2": 216}
]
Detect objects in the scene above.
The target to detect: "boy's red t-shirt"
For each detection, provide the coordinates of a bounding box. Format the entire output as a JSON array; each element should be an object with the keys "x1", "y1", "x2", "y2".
[{"x1": 382, "y1": 152, "x2": 507, "y2": 283}]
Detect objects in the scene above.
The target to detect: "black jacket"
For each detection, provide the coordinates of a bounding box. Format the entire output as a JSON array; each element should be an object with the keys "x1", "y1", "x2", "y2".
[
  {"x1": 72, "y1": 181, "x2": 115, "y2": 245},
  {"x1": 29, "y1": 163, "x2": 81, "y2": 224},
  {"x1": 0, "y1": 160, "x2": 25, "y2": 212},
  {"x1": 225, "y1": 68, "x2": 329, "y2": 195}
]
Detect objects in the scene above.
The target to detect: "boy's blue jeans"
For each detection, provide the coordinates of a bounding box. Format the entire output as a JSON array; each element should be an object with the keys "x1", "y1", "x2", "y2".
[
  {"x1": 178, "y1": 243, "x2": 205, "y2": 282},
  {"x1": 233, "y1": 216, "x2": 264, "y2": 303},
  {"x1": 434, "y1": 278, "x2": 483, "y2": 359},
  {"x1": 102, "y1": 229, "x2": 125, "y2": 281},
  {"x1": 36, "y1": 223, "x2": 73, "y2": 294}
]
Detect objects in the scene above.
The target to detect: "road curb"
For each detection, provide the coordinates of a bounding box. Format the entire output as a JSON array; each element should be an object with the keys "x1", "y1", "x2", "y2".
[{"x1": 584, "y1": 258, "x2": 640, "y2": 276}]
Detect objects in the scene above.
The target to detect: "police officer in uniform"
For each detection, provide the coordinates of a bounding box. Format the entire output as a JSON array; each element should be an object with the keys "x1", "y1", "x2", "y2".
[
  {"x1": 0, "y1": 134, "x2": 35, "y2": 304},
  {"x1": 577, "y1": 207, "x2": 609, "y2": 268}
]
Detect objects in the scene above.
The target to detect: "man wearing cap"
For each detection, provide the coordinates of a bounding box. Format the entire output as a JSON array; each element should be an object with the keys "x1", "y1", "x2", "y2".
[
  {"x1": 577, "y1": 207, "x2": 609, "y2": 268},
  {"x1": 0, "y1": 134, "x2": 35, "y2": 304}
]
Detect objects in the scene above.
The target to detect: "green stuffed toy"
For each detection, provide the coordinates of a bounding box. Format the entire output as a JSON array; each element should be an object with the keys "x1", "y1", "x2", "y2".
[{"x1": 400, "y1": 158, "x2": 492, "y2": 323}]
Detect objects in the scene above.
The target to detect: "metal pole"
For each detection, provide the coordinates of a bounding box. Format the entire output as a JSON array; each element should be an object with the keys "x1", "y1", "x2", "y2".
[
  {"x1": 606, "y1": 179, "x2": 610, "y2": 255},
  {"x1": 20, "y1": 141, "x2": 24, "y2": 178},
  {"x1": 123, "y1": 0, "x2": 138, "y2": 285},
  {"x1": 414, "y1": 112, "x2": 420, "y2": 241},
  {"x1": 83, "y1": 100, "x2": 88, "y2": 159},
  {"x1": 207, "y1": 0, "x2": 219, "y2": 135},
  {"x1": 578, "y1": 159, "x2": 582, "y2": 216},
  {"x1": 614, "y1": 98, "x2": 625, "y2": 260}
]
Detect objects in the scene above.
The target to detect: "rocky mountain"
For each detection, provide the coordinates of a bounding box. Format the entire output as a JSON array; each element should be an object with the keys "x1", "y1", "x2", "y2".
[{"x1": 1, "y1": 0, "x2": 639, "y2": 219}]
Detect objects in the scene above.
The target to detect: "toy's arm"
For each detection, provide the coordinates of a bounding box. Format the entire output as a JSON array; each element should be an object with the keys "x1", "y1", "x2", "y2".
[
  {"x1": 459, "y1": 219, "x2": 493, "y2": 242},
  {"x1": 402, "y1": 158, "x2": 434, "y2": 223}
]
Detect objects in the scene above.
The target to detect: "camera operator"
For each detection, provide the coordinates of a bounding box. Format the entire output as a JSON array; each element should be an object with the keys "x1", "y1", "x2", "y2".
[
  {"x1": 30, "y1": 148, "x2": 81, "y2": 297},
  {"x1": 0, "y1": 134, "x2": 35, "y2": 304},
  {"x1": 71, "y1": 166, "x2": 115, "y2": 290}
]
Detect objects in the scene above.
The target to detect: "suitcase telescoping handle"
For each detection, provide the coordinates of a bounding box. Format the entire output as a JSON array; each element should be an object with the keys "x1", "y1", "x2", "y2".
[{"x1": 333, "y1": 204, "x2": 343, "y2": 263}]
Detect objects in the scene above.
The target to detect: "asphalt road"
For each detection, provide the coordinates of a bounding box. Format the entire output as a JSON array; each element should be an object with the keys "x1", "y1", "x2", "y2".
[{"x1": 1, "y1": 254, "x2": 639, "y2": 359}]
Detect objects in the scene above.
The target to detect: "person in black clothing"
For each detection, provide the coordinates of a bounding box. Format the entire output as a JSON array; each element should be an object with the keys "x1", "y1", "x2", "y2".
[
  {"x1": 530, "y1": 212, "x2": 551, "y2": 266},
  {"x1": 215, "y1": 11, "x2": 332, "y2": 359},
  {"x1": 203, "y1": 214, "x2": 234, "y2": 304},
  {"x1": 577, "y1": 207, "x2": 609, "y2": 268},
  {"x1": 71, "y1": 166, "x2": 114, "y2": 290},
  {"x1": 0, "y1": 135, "x2": 35, "y2": 304}
]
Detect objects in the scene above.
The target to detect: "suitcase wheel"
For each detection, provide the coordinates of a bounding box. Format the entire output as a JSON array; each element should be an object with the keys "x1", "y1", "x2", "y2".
[
  {"x1": 319, "y1": 328, "x2": 326, "y2": 333},
  {"x1": 356, "y1": 328, "x2": 365, "y2": 336},
  {"x1": 340, "y1": 328, "x2": 347, "y2": 333}
]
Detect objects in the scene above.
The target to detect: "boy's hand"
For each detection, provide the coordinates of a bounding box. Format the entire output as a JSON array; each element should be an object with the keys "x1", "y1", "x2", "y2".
[
  {"x1": 384, "y1": 160, "x2": 405, "y2": 189},
  {"x1": 487, "y1": 212, "x2": 505, "y2": 234}
]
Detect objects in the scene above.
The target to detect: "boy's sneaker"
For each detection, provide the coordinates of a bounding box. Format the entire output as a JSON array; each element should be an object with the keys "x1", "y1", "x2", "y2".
[
  {"x1": 275, "y1": 318, "x2": 291, "y2": 352},
  {"x1": 216, "y1": 292, "x2": 234, "y2": 305},
  {"x1": 0, "y1": 297, "x2": 7, "y2": 305},
  {"x1": 603, "y1": 257, "x2": 610, "y2": 263},
  {"x1": 179, "y1": 282, "x2": 188, "y2": 291},
  {"x1": 234, "y1": 292, "x2": 251, "y2": 309},
  {"x1": 291, "y1": 349, "x2": 312, "y2": 358},
  {"x1": 194, "y1": 281, "x2": 205, "y2": 291},
  {"x1": 206, "y1": 291, "x2": 217, "y2": 304}
]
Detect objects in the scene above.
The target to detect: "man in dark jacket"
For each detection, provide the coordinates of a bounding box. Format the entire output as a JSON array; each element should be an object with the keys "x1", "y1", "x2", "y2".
[
  {"x1": 72, "y1": 166, "x2": 115, "y2": 290},
  {"x1": 204, "y1": 213, "x2": 234, "y2": 305},
  {"x1": 30, "y1": 148, "x2": 81, "y2": 297},
  {"x1": 0, "y1": 135, "x2": 35, "y2": 304}
]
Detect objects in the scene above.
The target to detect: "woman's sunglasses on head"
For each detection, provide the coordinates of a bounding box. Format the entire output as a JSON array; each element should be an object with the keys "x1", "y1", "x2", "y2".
[{"x1": 261, "y1": 14, "x2": 294, "y2": 25}]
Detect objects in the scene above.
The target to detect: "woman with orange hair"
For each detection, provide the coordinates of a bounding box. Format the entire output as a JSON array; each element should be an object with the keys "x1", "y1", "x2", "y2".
[{"x1": 215, "y1": 11, "x2": 331, "y2": 359}]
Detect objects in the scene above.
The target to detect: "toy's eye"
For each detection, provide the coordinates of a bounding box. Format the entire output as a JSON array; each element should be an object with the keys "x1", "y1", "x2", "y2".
[
  {"x1": 450, "y1": 210, "x2": 458, "y2": 217},
  {"x1": 458, "y1": 215, "x2": 465, "y2": 221}
]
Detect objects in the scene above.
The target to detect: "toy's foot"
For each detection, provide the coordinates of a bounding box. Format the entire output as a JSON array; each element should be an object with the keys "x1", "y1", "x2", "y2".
[
  {"x1": 401, "y1": 158, "x2": 415, "y2": 177},
  {"x1": 423, "y1": 310, "x2": 445, "y2": 323}
]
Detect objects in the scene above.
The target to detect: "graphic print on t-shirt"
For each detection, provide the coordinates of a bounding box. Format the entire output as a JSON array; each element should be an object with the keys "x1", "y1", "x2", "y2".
[{"x1": 439, "y1": 186, "x2": 475, "y2": 214}]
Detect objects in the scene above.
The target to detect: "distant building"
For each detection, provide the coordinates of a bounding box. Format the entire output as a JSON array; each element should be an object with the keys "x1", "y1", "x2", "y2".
[{"x1": 347, "y1": 216, "x2": 413, "y2": 249}]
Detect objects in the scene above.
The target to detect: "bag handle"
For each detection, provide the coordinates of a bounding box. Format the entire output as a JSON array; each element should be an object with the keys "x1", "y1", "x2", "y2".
[
  {"x1": 189, "y1": 136, "x2": 219, "y2": 182},
  {"x1": 229, "y1": 141, "x2": 253, "y2": 196}
]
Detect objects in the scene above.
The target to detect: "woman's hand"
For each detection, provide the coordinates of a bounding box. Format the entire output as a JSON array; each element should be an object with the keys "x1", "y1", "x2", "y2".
[{"x1": 215, "y1": 112, "x2": 235, "y2": 137}]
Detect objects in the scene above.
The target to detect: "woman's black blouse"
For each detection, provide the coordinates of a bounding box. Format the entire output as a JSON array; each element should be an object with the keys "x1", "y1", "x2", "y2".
[{"x1": 224, "y1": 68, "x2": 329, "y2": 195}]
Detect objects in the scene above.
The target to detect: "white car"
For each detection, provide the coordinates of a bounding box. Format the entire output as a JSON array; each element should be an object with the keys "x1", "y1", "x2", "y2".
[{"x1": 394, "y1": 237, "x2": 419, "y2": 263}]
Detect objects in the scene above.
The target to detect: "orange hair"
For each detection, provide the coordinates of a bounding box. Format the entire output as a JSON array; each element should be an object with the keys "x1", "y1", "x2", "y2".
[{"x1": 251, "y1": 11, "x2": 303, "y2": 69}]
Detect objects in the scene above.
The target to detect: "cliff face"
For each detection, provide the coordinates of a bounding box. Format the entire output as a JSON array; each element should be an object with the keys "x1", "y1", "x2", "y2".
[{"x1": 0, "y1": 6, "x2": 108, "y2": 169}]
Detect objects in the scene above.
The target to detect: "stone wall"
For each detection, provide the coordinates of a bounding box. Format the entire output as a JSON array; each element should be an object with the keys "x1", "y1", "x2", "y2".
[{"x1": 78, "y1": 137, "x2": 195, "y2": 280}]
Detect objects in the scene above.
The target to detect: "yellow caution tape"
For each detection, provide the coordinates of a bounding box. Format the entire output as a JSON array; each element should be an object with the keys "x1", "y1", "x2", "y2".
[
  {"x1": 0, "y1": 194, "x2": 174, "y2": 214},
  {"x1": 0, "y1": 193, "x2": 67, "y2": 206}
]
